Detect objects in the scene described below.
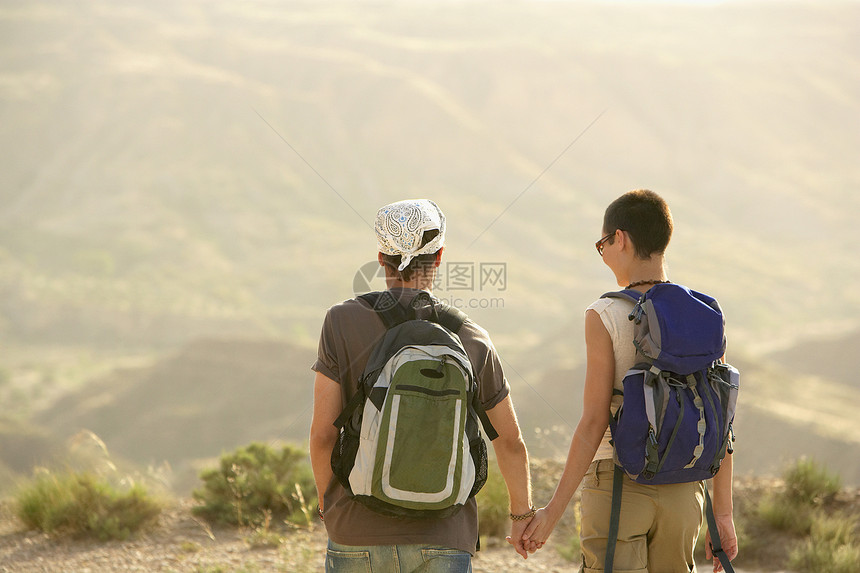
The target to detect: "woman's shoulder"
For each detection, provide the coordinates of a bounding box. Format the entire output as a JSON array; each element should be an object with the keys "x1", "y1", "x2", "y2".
[{"x1": 586, "y1": 294, "x2": 635, "y2": 316}]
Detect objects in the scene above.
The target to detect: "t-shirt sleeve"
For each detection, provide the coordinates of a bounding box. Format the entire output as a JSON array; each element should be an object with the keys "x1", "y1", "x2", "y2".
[
  {"x1": 311, "y1": 307, "x2": 341, "y2": 384},
  {"x1": 477, "y1": 340, "x2": 510, "y2": 410}
]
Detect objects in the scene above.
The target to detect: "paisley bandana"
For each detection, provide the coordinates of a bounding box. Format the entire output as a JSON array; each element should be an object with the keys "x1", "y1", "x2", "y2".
[{"x1": 375, "y1": 199, "x2": 446, "y2": 271}]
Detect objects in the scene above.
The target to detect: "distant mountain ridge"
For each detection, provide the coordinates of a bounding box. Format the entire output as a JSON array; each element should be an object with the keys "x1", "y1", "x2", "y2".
[
  {"x1": 8, "y1": 335, "x2": 853, "y2": 491},
  {"x1": 2, "y1": 0, "x2": 860, "y2": 353},
  {"x1": 29, "y1": 338, "x2": 315, "y2": 491},
  {"x1": 3, "y1": 0, "x2": 860, "y2": 489},
  {"x1": 769, "y1": 328, "x2": 860, "y2": 391}
]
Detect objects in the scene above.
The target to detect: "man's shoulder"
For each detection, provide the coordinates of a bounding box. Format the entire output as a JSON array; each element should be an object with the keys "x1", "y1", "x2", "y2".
[
  {"x1": 327, "y1": 296, "x2": 367, "y2": 311},
  {"x1": 456, "y1": 315, "x2": 490, "y2": 341},
  {"x1": 322, "y1": 296, "x2": 379, "y2": 329},
  {"x1": 452, "y1": 315, "x2": 497, "y2": 359}
]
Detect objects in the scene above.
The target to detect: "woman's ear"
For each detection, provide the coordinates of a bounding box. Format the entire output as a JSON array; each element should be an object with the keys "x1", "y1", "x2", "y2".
[{"x1": 615, "y1": 229, "x2": 628, "y2": 252}]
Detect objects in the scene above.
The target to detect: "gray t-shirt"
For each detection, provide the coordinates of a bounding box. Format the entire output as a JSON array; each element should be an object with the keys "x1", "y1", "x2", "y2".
[{"x1": 312, "y1": 288, "x2": 510, "y2": 554}]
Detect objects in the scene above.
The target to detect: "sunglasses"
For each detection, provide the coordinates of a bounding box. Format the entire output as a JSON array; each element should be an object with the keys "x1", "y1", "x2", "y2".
[{"x1": 595, "y1": 231, "x2": 619, "y2": 256}]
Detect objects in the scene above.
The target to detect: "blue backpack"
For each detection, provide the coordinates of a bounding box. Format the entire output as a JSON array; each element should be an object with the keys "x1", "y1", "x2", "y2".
[{"x1": 601, "y1": 283, "x2": 739, "y2": 572}]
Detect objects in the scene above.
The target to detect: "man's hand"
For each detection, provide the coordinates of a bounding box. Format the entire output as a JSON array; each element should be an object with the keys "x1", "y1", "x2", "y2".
[{"x1": 506, "y1": 517, "x2": 540, "y2": 559}]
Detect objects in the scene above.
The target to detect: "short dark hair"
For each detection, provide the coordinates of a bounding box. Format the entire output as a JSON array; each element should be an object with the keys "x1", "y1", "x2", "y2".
[
  {"x1": 380, "y1": 229, "x2": 441, "y2": 282},
  {"x1": 603, "y1": 189, "x2": 673, "y2": 259}
]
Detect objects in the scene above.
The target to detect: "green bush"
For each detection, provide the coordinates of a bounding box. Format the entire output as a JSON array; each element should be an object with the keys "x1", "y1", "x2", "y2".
[
  {"x1": 244, "y1": 509, "x2": 283, "y2": 549},
  {"x1": 756, "y1": 458, "x2": 842, "y2": 535},
  {"x1": 556, "y1": 523, "x2": 581, "y2": 563},
  {"x1": 476, "y1": 466, "x2": 510, "y2": 539},
  {"x1": 756, "y1": 493, "x2": 814, "y2": 535},
  {"x1": 15, "y1": 471, "x2": 161, "y2": 540},
  {"x1": 192, "y1": 442, "x2": 316, "y2": 527},
  {"x1": 783, "y1": 457, "x2": 841, "y2": 505},
  {"x1": 788, "y1": 513, "x2": 860, "y2": 573}
]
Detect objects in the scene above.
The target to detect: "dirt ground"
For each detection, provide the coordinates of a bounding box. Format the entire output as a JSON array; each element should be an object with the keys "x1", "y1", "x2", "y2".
[{"x1": 0, "y1": 497, "x2": 787, "y2": 573}]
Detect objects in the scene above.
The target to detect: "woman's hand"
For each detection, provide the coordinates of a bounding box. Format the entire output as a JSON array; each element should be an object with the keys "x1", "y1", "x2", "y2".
[
  {"x1": 521, "y1": 506, "x2": 559, "y2": 551},
  {"x1": 705, "y1": 513, "x2": 738, "y2": 572}
]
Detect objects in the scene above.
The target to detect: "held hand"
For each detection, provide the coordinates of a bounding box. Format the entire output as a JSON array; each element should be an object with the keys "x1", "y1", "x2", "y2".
[
  {"x1": 505, "y1": 518, "x2": 535, "y2": 559},
  {"x1": 705, "y1": 514, "x2": 738, "y2": 573},
  {"x1": 521, "y1": 507, "x2": 557, "y2": 549}
]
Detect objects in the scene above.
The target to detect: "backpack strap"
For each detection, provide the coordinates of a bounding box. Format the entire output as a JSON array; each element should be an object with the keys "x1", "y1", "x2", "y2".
[
  {"x1": 408, "y1": 292, "x2": 468, "y2": 334},
  {"x1": 602, "y1": 290, "x2": 648, "y2": 324},
  {"x1": 472, "y1": 393, "x2": 499, "y2": 441},
  {"x1": 361, "y1": 291, "x2": 470, "y2": 334},
  {"x1": 358, "y1": 291, "x2": 410, "y2": 328},
  {"x1": 333, "y1": 385, "x2": 365, "y2": 430},
  {"x1": 436, "y1": 302, "x2": 468, "y2": 334},
  {"x1": 604, "y1": 464, "x2": 625, "y2": 573},
  {"x1": 705, "y1": 486, "x2": 736, "y2": 573},
  {"x1": 601, "y1": 289, "x2": 645, "y2": 304}
]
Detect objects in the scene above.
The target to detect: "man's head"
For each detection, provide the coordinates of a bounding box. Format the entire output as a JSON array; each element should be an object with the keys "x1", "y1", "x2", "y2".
[
  {"x1": 375, "y1": 199, "x2": 445, "y2": 283},
  {"x1": 602, "y1": 189, "x2": 673, "y2": 260}
]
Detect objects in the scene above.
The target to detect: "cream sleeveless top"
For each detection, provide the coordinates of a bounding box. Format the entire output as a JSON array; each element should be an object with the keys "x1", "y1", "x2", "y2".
[{"x1": 586, "y1": 295, "x2": 638, "y2": 462}]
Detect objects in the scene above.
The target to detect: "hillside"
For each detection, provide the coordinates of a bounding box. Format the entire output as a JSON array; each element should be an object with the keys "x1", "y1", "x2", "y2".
[
  {"x1": 2, "y1": 0, "x2": 860, "y2": 352},
  {"x1": 770, "y1": 328, "x2": 860, "y2": 390},
  {"x1": 27, "y1": 339, "x2": 315, "y2": 492},
  {"x1": 2, "y1": 0, "x2": 860, "y2": 500},
  {"x1": 0, "y1": 336, "x2": 854, "y2": 493}
]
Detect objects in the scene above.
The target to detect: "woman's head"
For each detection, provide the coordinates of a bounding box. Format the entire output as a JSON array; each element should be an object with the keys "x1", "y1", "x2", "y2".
[{"x1": 602, "y1": 189, "x2": 673, "y2": 260}]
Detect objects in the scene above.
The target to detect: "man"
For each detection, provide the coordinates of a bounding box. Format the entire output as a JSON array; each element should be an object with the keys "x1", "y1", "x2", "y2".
[{"x1": 309, "y1": 199, "x2": 535, "y2": 572}]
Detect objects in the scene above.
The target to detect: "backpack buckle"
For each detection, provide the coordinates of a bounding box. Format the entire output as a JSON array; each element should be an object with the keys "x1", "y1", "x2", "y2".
[
  {"x1": 643, "y1": 428, "x2": 660, "y2": 479},
  {"x1": 628, "y1": 303, "x2": 645, "y2": 325}
]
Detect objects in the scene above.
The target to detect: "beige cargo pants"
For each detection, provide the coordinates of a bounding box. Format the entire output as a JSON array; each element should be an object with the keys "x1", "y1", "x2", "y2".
[{"x1": 579, "y1": 459, "x2": 705, "y2": 573}]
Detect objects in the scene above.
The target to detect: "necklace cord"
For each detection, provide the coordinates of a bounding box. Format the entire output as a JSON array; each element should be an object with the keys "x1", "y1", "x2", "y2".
[{"x1": 626, "y1": 279, "x2": 671, "y2": 289}]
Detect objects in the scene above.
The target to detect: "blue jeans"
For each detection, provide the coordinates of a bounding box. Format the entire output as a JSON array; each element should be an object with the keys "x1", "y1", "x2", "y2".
[{"x1": 325, "y1": 540, "x2": 472, "y2": 573}]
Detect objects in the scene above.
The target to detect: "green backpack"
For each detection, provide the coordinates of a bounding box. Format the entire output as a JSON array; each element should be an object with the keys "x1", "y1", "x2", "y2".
[{"x1": 331, "y1": 290, "x2": 497, "y2": 519}]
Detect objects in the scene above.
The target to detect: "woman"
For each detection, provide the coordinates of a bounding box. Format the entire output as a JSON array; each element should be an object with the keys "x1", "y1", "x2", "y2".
[{"x1": 523, "y1": 190, "x2": 738, "y2": 572}]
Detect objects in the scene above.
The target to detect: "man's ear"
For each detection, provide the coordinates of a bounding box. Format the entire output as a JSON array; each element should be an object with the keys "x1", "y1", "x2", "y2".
[
  {"x1": 434, "y1": 247, "x2": 444, "y2": 268},
  {"x1": 378, "y1": 252, "x2": 385, "y2": 266}
]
